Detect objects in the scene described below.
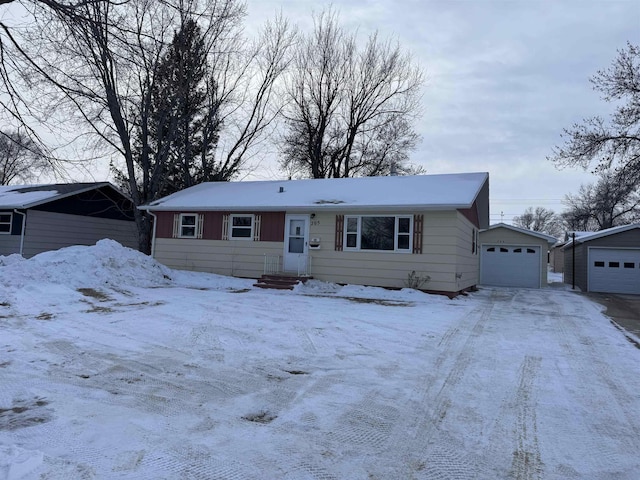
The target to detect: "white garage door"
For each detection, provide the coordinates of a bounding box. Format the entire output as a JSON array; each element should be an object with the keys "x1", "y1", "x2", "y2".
[
  {"x1": 481, "y1": 245, "x2": 541, "y2": 288},
  {"x1": 588, "y1": 248, "x2": 640, "y2": 294}
]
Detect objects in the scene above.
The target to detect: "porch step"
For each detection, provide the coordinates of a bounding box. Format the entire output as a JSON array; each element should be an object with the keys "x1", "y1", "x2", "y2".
[{"x1": 253, "y1": 274, "x2": 312, "y2": 290}]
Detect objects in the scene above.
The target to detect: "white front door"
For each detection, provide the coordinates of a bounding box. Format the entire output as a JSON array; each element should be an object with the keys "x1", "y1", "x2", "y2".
[{"x1": 284, "y1": 214, "x2": 309, "y2": 274}]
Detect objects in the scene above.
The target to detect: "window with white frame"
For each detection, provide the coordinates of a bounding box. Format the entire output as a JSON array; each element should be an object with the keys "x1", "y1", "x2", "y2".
[
  {"x1": 0, "y1": 212, "x2": 12, "y2": 234},
  {"x1": 230, "y1": 214, "x2": 254, "y2": 239},
  {"x1": 343, "y1": 215, "x2": 413, "y2": 252},
  {"x1": 179, "y1": 213, "x2": 198, "y2": 238}
]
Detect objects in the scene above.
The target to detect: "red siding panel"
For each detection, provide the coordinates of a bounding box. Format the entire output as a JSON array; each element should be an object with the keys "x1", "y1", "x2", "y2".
[
  {"x1": 154, "y1": 212, "x2": 176, "y2": 238},
  {"x1": 259, "y1": 212, "x2": 285, "y2": 242}
]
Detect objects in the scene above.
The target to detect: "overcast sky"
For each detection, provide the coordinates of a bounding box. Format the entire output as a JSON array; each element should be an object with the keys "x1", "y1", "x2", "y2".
[{"x1": 244, "y1": 0, "x2": 639, "y2": 225}]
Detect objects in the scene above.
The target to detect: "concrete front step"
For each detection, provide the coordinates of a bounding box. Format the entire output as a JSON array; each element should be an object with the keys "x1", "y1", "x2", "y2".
[{"x1": 253, "y1": 274, "x2": 313, "y2": 290}]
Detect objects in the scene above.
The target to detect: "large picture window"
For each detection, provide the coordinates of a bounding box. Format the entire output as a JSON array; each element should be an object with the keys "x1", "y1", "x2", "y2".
[
  {"x1": 344, "y1": 215, "x2": 412, "y2": 252},
  {"x1": 0, "y1": 212, "x2": 11, "y2": 234}
]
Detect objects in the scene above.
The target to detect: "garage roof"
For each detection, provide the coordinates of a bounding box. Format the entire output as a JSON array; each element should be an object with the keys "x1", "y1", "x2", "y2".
[
  {"x1": 481, "y1": 223, "x2": 558, "y2": 245},
  {"x1": 0, "y1": 183, "x2": 127, "y2": 209},
  {"x1": 562, "y1": 224, "x2": 640, "y2": 249}
]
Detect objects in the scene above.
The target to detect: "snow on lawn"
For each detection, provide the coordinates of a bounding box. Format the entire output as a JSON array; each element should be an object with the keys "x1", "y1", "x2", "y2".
[{"x1": 1, "y1": 241, "x2": 639, "y2": 479}]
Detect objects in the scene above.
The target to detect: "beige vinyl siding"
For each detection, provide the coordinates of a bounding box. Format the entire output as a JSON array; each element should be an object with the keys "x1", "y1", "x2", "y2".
[
  {"x1": 154, "y1": 238, "x2": 283, "y2": 278},
  {"x1": 22, "y1": 210, "x2": 138, "y2": 258},
  {"x1": 0, "y1": 233, "x2": 22, "y2": 256},
  {"x1": 479, "y1": 227, "x2": 550, "y2": 286},
  {"x1": 307, "y1": 210, "x2": 460, "y2": 291},
  {"x1": 454, "y1": 212, "x2": 480, "y2": 290}
]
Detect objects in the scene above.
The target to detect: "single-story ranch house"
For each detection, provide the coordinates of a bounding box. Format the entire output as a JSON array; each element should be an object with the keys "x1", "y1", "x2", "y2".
[
  {"x1": 563, "y1": 224, "x2": 640, "y2": 294},
  {"x1": 140, "y1": 172, "x2": 490, "y2": 295},
  {"x1": 479, "y1": 223, "x2": 557, "y2": 288},
  {"x1": 0, "y1": 182, "x2": 138, "y2": 258}
]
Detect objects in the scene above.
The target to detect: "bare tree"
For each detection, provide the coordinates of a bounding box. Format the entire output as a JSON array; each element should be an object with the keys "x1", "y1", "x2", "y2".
[
  {"x1": 562, "y1": 170, "x2": 640, "y2": 231},
  {"x1": 2, "y1": 0, "x2": 293, "y2": 252},
  {"x1": 0, "y1": 129, "x2": 52, "y2": 184},
  {"x1": 280, "y1": 8, "x2": 424, "y2": 179},
  {"x1": 513, "y1": 207, "x2": 562, "y2": 238},
  {"x1": 549, "y1": 42, "x2": 640, "y2": 184}
]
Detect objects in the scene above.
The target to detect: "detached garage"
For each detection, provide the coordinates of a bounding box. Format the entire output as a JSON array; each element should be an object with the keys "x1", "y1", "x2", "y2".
[
  {"x1": 563, "y1": 224, "x2": 640, "y2": 294},
  {"x1": 479, "y1": 223, "x2": 557, "y2": 288}
]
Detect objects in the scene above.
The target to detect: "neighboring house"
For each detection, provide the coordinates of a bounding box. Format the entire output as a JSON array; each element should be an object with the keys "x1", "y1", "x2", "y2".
[
  {"x1": 563, "y1": 224, "x2": 640, "y2": 294},
  {"x1": 479, "y1": 223, "x2": 557, "y2": 288},
  {"x1": 0, "y1": 183, "x2": 138, "y2": 258},
  {"x1": 140, "y1": 172, "x2": 490, "y2": 295}
]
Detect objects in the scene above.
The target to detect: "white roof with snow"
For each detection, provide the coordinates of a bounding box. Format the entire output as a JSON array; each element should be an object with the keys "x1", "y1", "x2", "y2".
[
  {"x1": 481, "y1": 223, "x2": 558, "y2": 244},
  {"x1": 0, "y1": 185, "x2": 59, "y2": 209},
  {"x1": 561, "y1": 224, "x2": 640, "y2": 249},
  {"x1": 142, "y1": 172, "x2": 489, "y2": 212}
]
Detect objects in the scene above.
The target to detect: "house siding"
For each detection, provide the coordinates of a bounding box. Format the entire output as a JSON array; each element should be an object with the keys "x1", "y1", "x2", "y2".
[
  {"x1": 154, "y1": 211, "x2": 285, "y2": 242},
  {"x1": 154, "y1": 239, "x2": 282, "y2": 278},
  {"x1": 302, "y1": 210, "x2": 463, "y2": 291},
  {"x1": 564, "y1": 229, "x2": 640, "y2": 291},
  {"x1": 0, "y1": 233, "x2": 22, "y2": 256},
  {"x1": 22, "y1": 210, "x2": 138, "y2": 258},
  {"x1": 479, "y1": 227, "x2": 550, "y2": 286},
  {"x1": 454, "y1": 212, "x2": 480, "y2": 290}
]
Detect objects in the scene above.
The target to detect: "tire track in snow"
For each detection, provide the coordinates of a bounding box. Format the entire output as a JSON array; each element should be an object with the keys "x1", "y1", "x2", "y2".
[
  {"x1": 510, "y1": 355, "x2": 543, "y2": 480},
  {"x1": 367, "y1": 292, "x2": 496, "y2": 479}
]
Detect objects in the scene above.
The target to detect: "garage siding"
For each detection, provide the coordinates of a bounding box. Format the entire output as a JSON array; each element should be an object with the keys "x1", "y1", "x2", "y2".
[
  {"x1": 479, "y1": 227, "x2": 550, "y2": 287},
  {"x1": 565, "y1": 228, "x2": 640, "y2": 292}
]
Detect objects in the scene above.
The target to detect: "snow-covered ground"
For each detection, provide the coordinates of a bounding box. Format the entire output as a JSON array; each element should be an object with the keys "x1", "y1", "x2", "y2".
[{"x1": 1, "y1": 240, "x2": 639, "y2": 479}]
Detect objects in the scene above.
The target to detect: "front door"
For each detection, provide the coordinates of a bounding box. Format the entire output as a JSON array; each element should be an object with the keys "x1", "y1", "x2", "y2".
[{"x1": 283, "y1": 214, "x2": 309, "y2": 274}]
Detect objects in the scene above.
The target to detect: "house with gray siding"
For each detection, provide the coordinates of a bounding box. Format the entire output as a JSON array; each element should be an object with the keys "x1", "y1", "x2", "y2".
[
  {"x1": 0, "y1": 183, "x2": 138, "y2": 258},
  {"x1": 140, "y1": 173, "x2": 489, "y2": 295},
  {"x1": 562, "y1": 224, "x2": 640, "y2": 294}
]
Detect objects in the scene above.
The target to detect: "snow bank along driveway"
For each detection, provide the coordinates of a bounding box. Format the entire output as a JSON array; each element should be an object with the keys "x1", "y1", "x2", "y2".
[{"x1": 1, "y1": 241, "x2": 639, "y2": 479}]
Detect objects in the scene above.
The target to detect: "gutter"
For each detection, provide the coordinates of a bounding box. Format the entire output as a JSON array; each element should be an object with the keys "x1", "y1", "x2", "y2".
[{"x1": 13, "y1": 209, "x2": 26, "y2": 256}]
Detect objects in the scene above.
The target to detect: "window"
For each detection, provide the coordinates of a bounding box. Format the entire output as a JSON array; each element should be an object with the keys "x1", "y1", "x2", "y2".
[
  {"x1": 179, "y1": 214, "x2": 197, "y2": 238},
  {"x1": 513, "y1": 248, "x2": 522, "y2": 253},
  {"x1": 487, "y1": 247, "x2": 495, "y2": 252},
  {"x1": 624, "y1": 262, "x2": 635, "y2": 269},
  {"x1": 0, "y1": 213, "x2": 11, "y2": 234},
  {"x1": 230, "y1": 215, "x2": 253, "y2": 239},
  {"x1": 343, "y1": 215, "x2": 412, "y2": 252},
  {"x1": 526, "y1": 248, "x2": 536, "y2": 254},
  {"x1": 500, "y1": 247, "x2": 508, "y2": 253},
  {"x1": 594, "y1": 261, "x2": 605, "y2": 267},
  {"x1": 609, "y1": 261, "x2": 620, "y2": 268}
]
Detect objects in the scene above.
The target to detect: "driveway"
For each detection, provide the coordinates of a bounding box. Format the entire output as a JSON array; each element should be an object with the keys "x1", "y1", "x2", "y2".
[{"x1": 586, "y1": 292, "x2": 640, "y2": 341}]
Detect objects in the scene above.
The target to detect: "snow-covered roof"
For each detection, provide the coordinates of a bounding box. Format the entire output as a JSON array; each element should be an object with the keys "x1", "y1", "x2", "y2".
[
  {"x1": 480, "y1": 223, "x2": 558, "y2": 245},
  {"x1": 0, "y1": 182, "x2": 120, "y2": 209},
  {"x1": 141, "y1": 172, "x2": 489, "y2": 212},
  {"x1": 561, "y1": 224, "x2": 640, "y2": 249}
]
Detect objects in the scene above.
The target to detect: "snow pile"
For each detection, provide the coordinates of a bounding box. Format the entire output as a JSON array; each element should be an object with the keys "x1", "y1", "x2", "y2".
[
  {"x1": 0, "y1": 446, "x2": 43, "y2": 480},
  {"x1": 0, "y1": 239, "x2": 173, "y2": 289}
]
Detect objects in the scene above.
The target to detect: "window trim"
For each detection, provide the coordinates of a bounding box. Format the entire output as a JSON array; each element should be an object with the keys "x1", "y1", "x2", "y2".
[
  {"x1": 229, "y1": 214, "x2": 254, "y2": 240},
  {"x1": 178, "y1": 213, "x2": 198, "y2": 238},
  {"x1": 343, "y1": 215, "x2": 413, "y2": 253},
  {"x1": 0, "y1": 212, "x2": 11, "y2": 234}
]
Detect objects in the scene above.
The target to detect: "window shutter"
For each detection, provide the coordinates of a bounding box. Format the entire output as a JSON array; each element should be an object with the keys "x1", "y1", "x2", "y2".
[
  {"x1": 413, "y1": 214, "x2": 423, "y2": 254},
  {"x1": 197, "y1": 214, "x2": 204, "y2": 239},
  {"x1": 471, "y1": 228, "x2": 476, "y2": 253},
  {"x1": 335, "y1": 215, "x2": 344, "y2": 251},
  {"x1": 172, "y1": 213, "x2": 180, "y2": 238},
  {"x1": 222, "y1": 214, "x2": 229, "y2": 240},
  {"x1": 253, "y1": 214, "x2": 261, "y2": 241}
]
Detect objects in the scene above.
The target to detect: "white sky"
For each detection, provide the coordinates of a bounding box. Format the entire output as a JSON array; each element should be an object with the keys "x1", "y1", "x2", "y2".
[
  {"x1": 1, "y1": 1, "x2": 638, "y2": 225},
  {"x1": 242, "y1": 0, "x2": 640, "y2": 224}
]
